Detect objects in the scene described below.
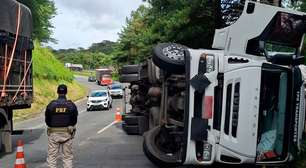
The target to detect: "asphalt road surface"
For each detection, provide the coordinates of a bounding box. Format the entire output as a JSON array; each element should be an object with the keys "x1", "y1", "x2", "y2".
[{"x1": 0, "y1": 76, "x2": 156, "y2": 168}]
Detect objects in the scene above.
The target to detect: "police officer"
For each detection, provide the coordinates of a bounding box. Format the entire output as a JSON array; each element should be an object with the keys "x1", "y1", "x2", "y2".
[{"x1": 45, "y1": 84, "x2": 78, "y2": 168}]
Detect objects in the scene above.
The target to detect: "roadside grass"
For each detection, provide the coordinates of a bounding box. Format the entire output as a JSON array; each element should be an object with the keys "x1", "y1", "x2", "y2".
[
  {"x1": 13, "y1": 41, "x2": 87, "y2": 122},
  {"x1": 73, "y1": 70, "x2": 95, "y2": 77},
  {"x1": 13, "y1": 79, "x2": 87, "y2": 122},
  {"x1": 33, "y1": 41, "x2": 73, "y2": 81}
]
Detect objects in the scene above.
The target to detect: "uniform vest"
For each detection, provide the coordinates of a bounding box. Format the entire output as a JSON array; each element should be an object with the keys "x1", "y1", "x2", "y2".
[{"x1": 48, "y1": 99, "x2": 76, "y2": 127}]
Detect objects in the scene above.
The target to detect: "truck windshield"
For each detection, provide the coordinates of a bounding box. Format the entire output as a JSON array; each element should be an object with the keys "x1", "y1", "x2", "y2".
[
  {"x1": 257, "y1": 67, "x2": 288, "y2": 161},
  {"x1": 266, "y1": 12, "x2": 305, "y2": 47},
  {"x1": 247, "y1": 12, "x2": 305, "y2": 56},
  {"x1": 102, "y1": 75, "x2": 111, "y2": 79}
]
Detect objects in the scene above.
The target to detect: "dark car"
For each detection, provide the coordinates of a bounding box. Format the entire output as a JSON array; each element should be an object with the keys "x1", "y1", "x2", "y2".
[{"x1": 88, "y1": 76, "x2": 96, "y2": 82}]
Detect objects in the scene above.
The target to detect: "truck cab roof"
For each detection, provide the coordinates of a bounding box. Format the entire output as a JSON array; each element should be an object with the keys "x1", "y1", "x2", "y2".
[{"x1": 213, "y1": 1, "x2": 306, "y2": 58}]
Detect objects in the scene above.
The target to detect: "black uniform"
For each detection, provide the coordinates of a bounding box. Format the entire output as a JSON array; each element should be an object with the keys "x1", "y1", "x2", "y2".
[{"x1": 45, "y1": 96, "x2": 78, "y2": 127}]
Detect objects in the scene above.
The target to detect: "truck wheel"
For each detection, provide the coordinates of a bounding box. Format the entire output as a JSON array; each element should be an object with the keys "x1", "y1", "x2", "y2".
[
  {"x1": 122, "y1": 122, "x2": 139, "y2": 135},
  {"x1": 119, "y1": 74, "x2": 140, "y2": 83},
  {"x1": 152, "y1": 43, "x2": 187, "y2": 74},
  {"x1": 138, "y1": 116, "x2": 149, "y2": 135},
  {"x1": 120, "y1": 65, "x2": 140, "y2": 74},
  {"x1": 124, "y1": 115, "x2": 139, "y2": 125},
  {"x1": 143, "y1": 126, "x2": 181, "y2": 167}
]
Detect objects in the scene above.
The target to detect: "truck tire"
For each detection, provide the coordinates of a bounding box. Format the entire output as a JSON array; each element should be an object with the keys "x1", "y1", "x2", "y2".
[
  {"x1": 143, "y1": 126, "x2": 181, "y2": 167},
  {"x1": 122, "y1": 112, "x2": 137, "y2": 121},
  {"x1": 152, "y1": 43, "x2": 187, "y2": 74},
  {"x1": 124, "y1": 115, "x2": 139, "y2": 125},
  {"x1": 120, "y1": 65, "x2": 140, "y2": 74},
  {"x1": 138, "y1": 116, "x2": 149, "y2": 135},
  {"x1": 119, "y1": 74, "x2": 140, "y2": 83},
  {"x1": 122, "y1": 122, "x2": 139, "y2": 135}
]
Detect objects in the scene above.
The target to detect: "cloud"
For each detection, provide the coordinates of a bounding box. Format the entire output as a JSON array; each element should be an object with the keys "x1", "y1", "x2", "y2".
[{"x1": 49, "y1": 0, "x2": 143, "y2": 49}]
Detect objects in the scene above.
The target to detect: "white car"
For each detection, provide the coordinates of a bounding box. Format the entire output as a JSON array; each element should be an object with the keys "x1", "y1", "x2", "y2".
[
  {"x1": 108, "y1": 83, "x2": 123, "y2": 98},
  {"x1": 87, "y1": 90, "x2": 112, "y2": 111}
]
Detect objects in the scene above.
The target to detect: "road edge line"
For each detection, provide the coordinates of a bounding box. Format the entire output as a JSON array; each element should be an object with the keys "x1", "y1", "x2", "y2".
[{"x1": 97, "y1": 120, "x2": 118, "y2": 134}]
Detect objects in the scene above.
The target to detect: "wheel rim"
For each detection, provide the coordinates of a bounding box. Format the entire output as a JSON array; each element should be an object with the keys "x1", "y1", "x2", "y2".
[{"x1": 162, "y1": 44, "x2": 185, "y2": 62}]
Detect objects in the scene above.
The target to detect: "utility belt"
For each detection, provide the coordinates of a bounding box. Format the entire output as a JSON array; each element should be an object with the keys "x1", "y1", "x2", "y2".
[{"x1": 47, "y1": 126, "x2": 76, "y2": 137}]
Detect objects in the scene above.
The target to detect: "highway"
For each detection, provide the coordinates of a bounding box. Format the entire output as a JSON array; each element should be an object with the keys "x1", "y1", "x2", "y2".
[{"x1": 0, "y1": 76, "x2": 156, "y2": 168}]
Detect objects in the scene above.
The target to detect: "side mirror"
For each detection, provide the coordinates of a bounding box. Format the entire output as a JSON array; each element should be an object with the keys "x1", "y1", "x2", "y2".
[
  {"x1": 259, "y1": 41, "x2": 269, "y2": 58},
  {"x1": 268, "y1": 54, "x2": 304, "y2": 66}
]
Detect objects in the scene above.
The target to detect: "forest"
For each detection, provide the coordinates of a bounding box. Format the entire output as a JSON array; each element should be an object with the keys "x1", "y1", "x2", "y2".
[{"x1": 53, "y1": 0, "x2": 306, "y2": 69}]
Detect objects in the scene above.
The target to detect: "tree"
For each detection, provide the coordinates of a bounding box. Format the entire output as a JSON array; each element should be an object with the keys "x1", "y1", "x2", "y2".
[
  {"x1": 88, "y1": 40, "x2": 116, "y2": 54},
  {"x1": 17, "y1": 0, "x2": 56, "y2": 43},
  {"x1": 115, "y1": 0, "x2": 303, "y2": 65}
]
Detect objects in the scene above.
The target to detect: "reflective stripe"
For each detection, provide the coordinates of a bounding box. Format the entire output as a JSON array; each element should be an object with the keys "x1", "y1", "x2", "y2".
[
  {"x1": 17, "y1": 146, "x2": 23, "y2": 152},
  {"x1": 15, "y1": 158, "x2": 25, "y2": 164}
]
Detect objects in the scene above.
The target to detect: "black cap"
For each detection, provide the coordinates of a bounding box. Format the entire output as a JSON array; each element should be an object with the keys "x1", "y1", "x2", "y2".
[{"x1": 57, "y1": 84, "x2": 67, "y2": 94}]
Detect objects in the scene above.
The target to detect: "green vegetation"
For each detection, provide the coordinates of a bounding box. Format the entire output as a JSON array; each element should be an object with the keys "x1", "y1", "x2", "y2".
[
  {"x1": 17, "y1": 0, "x2": 56, "y2": 43},
  {"x1": 53, "y1": 0, "x2": 305, "y2": 68},
  {"x1": 33, "y1": 41, "x2": 73, "y2": 81},
  {"x1": 14, "y1": 42, "x2": 87, "y2": 122},
  {"x1": 14, "y1": 79, "x2": 86, "y2": 122},
  {"x1": 73, "y1": 70, "x2": 95, "y2": 77},
  {"x1": 53, "y1": 40, "x2": 116, "y2": 70},
  {"x1": 11, "y1": 1, "x2": 87, "y2": 122}
]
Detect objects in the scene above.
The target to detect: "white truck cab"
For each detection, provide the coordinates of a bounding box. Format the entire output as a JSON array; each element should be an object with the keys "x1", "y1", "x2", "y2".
[
  {"x1": 120, "y1": 0, "x2": 306, "y2": 167},
  {"x1": 183, "y1": 0, "x2": 306, "y2": 165}
]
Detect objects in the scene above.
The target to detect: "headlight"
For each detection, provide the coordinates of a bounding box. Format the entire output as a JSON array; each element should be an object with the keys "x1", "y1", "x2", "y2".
[
  {"x1": 206, "y1": 55, "x2": 215, "y2": 73},
  {"x1": 203, "y1": 142, "x2": 212, "y2": 161}
]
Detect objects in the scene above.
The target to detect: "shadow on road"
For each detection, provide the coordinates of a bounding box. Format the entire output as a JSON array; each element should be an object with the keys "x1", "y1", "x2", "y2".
[{"x1": 0, "y1": 128, "x2": 45, "y2": 158}]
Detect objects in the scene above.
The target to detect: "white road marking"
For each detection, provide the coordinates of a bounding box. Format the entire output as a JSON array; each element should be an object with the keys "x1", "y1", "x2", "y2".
[
  {"x1": 97, "y1": 120, "x2": 118, "y2": 134},
  {"x1": 79, "y1": 109, "x2": 87, "y2": 114}
]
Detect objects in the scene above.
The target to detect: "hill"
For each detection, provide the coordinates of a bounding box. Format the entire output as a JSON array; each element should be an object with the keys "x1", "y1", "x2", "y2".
[
  {"x1": 14, "y1": 42, "x2": 86, "y2": 122},
  {"x1": 53, "y1": 40, "x2": 116, "y2": 70}
]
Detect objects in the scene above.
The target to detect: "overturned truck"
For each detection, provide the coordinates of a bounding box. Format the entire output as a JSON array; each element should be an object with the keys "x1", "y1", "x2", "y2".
[
  {"x1": 120, "y1": 1, "x2": 306, "y2": 167},
  {"x1": 0, "y1": 0, "x2": 33, "y2": 153}
]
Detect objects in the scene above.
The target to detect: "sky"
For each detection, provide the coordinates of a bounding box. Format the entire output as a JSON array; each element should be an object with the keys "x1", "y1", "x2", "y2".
[{"x1": 48, "y1": 0, "x2": 144, "y2": 50}]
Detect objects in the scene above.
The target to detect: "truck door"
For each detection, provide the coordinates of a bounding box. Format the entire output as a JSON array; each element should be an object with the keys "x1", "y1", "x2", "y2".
[{"x1": 218, "y1": 66, "x2": 261, "y2": 162}]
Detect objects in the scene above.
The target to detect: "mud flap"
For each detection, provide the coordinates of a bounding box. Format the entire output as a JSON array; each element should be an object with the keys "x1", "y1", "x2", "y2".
[
  {"x1": 0, "y1": 129, "x2": 12, "y2": 153},
  {"x1": 191, "y1": 118, "x2": 208, "y2": 141},
  {"x1": 4, "y1": 131, "x2": 12, "y2": 153}
]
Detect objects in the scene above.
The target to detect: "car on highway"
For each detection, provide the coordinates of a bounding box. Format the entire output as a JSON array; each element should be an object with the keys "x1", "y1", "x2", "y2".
[
  {"x1": 108, "y1": 83, "x2": 123, "y2": 98},
  {"x1": 88, "y1": 76, "x2": 96, "y2": 82},
  {"x1": 87, "y1": 90, "x2": 112, "y2": 111}
]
